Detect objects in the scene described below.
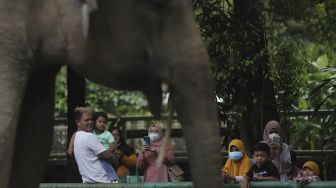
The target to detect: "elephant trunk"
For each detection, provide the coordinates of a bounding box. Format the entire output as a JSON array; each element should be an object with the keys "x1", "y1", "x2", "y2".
[{"x1": 172, "y1": 47, "x2": 222, "y2": 188}]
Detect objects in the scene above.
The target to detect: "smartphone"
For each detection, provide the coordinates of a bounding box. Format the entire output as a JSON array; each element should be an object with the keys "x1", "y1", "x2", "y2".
[
  {"x1": 143, "y1": 136, "x2": 150, "y2": 145},
  {"x1": 270, "y1": 134, "x2": 281, "y2": 143},
  {"x1": 273, "y1": 135, "x2": 281, "y2": 143}
]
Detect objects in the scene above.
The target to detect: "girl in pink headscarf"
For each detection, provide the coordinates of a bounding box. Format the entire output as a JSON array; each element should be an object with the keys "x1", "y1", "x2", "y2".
[
  {"x1": 263, "y1": 120, "x2": 292, "y2": 181},
  {"x1": 136, "y1": 124, "x2": 175, "y2": 182}
]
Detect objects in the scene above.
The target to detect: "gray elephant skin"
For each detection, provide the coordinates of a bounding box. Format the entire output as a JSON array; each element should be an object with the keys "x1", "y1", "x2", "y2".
[{"x1": 0, "y1": 0, "x2": 222, "y2": 187}]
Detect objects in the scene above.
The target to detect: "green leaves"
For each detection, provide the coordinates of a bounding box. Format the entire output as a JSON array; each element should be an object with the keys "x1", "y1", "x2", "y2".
[
  {"x1": 55, "y1": 67, "x2": 67, "y2": 117},
  {"x1": 309, "y1": 67, "x2": 336, "y2": 111},
  {"x1": 85, "y1": 81, "x2": 150, "y2": 116},
  {"x1": 54, "y1": 67, "x2": 150, "y2": 117},
  {"x1": 269, "y1": 40, "x2": 307, "y2": 111}
]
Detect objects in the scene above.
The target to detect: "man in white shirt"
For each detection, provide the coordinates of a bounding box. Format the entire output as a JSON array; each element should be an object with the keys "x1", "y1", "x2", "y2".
[{"x1": 73, "y1": 107, "x2": 118, "y2": 183}]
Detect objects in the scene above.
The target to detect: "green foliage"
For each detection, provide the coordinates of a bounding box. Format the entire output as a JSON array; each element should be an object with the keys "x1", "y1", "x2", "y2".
[
  {"x1": 265, "y1": 0, "x2": 314, "y2": 111},
  {"x1": 310, "y1": 71, "x2": 336, "y2": 179},
  {"x1": 55, "y1": 67, "x2": 67, "y2": 117},
  {"x1": 193, "y1": 0, "x2": 269, "y2": 109},
  {"x1": 54, "y1": 67, "x2": 150, "y2": 117},
  {"x1": 264, "y1": 0, "x2": 336, "y2": 109},
  {"x1": 289, "y1": 117, "x2": 322, "y2": 150},
  {"x1": 193, "y1": 0, "x2": 309, "y2": 115},
  {"x1": 310, "y1": 67, "x2": 336, "y2": 110},
  {"x1": 268, "y1": 41, "x2": 307, "y2": 111},
  {"x1": 309, "y1": 67, "x2": 336, "y2": 151},
  {"x1": 85, "y1": 81, "x2": 150, "y2": 116}
]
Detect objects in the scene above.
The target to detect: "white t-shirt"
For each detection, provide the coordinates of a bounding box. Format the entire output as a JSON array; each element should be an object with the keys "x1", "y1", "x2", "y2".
[{"x1": 74, "y1": 131, "x2": 111, "y2": 183}]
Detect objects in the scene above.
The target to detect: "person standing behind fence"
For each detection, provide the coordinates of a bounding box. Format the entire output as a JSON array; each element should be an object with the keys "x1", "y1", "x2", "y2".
[
  {"x1": 73, "y1": 107, "x2": 119, "y2": 183},
  {"x1": 222, "y1": 139, "x2": 251, "y2": 182},
  {"x1": 137, "y1": 124, "x2": 175, "y2": 182},
  {"x1": 110, "y1": 127, "x2": 137, "y2": 177},
  {"x1": 263, "y1": 120, "x2": 292, "y2": 181}
]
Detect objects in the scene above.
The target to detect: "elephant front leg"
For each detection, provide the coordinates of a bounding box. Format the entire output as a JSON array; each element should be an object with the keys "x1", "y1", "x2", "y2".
[
  {"x1": 9, "y1": 67, "x2": 60, "y2": 188},
  {"x1": 0, "y1": 62, "x2": 29, "y2": 188}
]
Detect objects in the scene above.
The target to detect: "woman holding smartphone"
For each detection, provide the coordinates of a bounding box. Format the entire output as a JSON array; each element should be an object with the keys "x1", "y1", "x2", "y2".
[
  {"x1": 263, "y1": 120, "x2": 292, "y2": 181},
  {"x1": 136, "y1": 124, "x2": 175, "y2": 182}
]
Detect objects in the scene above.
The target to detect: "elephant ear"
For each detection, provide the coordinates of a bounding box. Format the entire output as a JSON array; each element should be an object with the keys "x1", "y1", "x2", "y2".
[{"x1": 81, "y1": 0, "x2": 98, "y2": 37}]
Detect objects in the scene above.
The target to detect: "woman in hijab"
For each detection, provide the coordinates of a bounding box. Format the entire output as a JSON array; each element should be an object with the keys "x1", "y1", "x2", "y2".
[
  {"x1": 263, "y1": 120, "x2": 292, "y2": 181},
  {"x1": 136, "y1": 124, "x2": 175, "y2": 182},
  {"x1": 222, "y1": 139, "x2": 251, "y2": 182}
]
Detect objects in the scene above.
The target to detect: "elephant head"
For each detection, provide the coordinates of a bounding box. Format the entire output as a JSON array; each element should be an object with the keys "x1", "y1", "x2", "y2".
[{"x1": 0, "y1": 0, "x2": 221, "y2": 187}]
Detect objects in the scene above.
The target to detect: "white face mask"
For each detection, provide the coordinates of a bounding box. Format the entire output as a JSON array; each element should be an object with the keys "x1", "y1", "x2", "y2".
[{"x1": 148, "y1": 133, "x2": 159, "y2": 141}]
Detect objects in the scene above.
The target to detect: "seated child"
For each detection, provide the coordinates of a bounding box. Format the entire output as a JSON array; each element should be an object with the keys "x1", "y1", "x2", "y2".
[
  {"x1": 222, "y1": 139, "x2": 251, "y2": 182},
  {"x1": 294, "y1": 161, "x2": 320, "y2": 183},
  {"x1": 241, "y1": 142, "x2": 279, "y2": 188}
]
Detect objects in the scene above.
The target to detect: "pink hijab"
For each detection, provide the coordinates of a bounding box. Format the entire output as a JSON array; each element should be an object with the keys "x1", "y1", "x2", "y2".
[
  {"x1": 263, "y1": 120, "x2": 292, "y2": 180},
  {"x1": 263, "y1": 120, "x2": 281, "y2": 143},
  {"x1": 149, "y1": 124, "x2": 164, "y2": 147},
  {"x1": 136, "y1": 124, "x2": 175, "y2": 182}
]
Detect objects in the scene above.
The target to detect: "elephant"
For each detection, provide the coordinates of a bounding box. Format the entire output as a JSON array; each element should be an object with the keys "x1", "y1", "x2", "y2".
[{"x1": 0, "y1": 0, "x2": 222, "y2": 187}]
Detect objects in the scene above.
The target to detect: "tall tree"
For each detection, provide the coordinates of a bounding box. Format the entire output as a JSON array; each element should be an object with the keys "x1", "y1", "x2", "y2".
[
  {"x1": 232, "y1": 0, "x2": 278, "y2": 150},
  {"x1": 193, "y1": 0, "x2": 279, "y2": 151}
]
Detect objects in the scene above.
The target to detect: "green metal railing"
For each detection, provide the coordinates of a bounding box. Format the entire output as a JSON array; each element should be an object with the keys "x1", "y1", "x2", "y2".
[{"x1": 40, "y1": 182, "x2": 336, "y2": 188}]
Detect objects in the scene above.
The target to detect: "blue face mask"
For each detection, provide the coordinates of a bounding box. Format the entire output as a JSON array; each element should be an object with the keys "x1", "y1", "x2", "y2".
[{"x1": 229, "y1": 151, "x2": 243, "y2": 161}]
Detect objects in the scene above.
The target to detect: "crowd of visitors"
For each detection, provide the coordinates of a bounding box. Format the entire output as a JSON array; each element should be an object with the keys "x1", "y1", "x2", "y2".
[
  {"x1": 68, "y1": 107, "x2": 321, "y2": 185},
  {"x1": 68, "y1": 107, "x2": 176, "y2": 183},
  {"x1": 222, "y1": 120, "x2": 321, "y2": 188}
]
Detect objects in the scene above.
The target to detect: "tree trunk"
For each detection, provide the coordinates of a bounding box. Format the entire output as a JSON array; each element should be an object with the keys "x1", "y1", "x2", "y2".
[{"x1": 233, "y1": 0, "x2": 279, "y2": 151}]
